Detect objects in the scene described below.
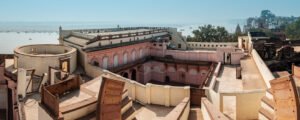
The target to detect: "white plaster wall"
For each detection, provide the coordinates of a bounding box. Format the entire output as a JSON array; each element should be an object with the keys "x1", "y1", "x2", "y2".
[
  {"x1": 135, "y1": 84, "x2": 147, "y2": 103},
  {"x1": 170, "y1": 87, "x2": 190, "y2": 106},
  {"x1": 150, "y1": 84, "x2": 166, "y2": 105},
  {"x1": 251, "y1": 49, "x2": 274, "y2": 88},
  {"x1": 221, "y1": 91, "x2": 265, "y2": 120}
]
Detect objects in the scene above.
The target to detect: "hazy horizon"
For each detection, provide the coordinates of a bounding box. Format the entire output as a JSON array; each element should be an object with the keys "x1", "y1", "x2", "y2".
[{"x1": 1, "y1": 0, "x2": 299, "y2": 24}]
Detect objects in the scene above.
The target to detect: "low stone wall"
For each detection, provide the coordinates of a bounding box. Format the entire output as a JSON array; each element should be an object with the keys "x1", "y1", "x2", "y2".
[
  {"x1": 219, "y1": 90, "x2": 265, "y2": 120},
  {"x1": 251, "y1": 49, "x2": 274, "y2": 88},
  {"x1": 164, "y1": 97, "x2": 190, "y2": 120},
  {"x1": 201, "y1": 97, "x2": 229, "y2": 120},
  {"x1": 87, "y1": 64, "x2": 191, "y2": 107},
  {"x1": 126, "y1": 82, "x2": 190, "y2": 107},
  {"x1": 204, "y1": 62, "x2": 222, "y2": 109},
  {"x1": 187, "y1": 42, "x2": 238, "y2": 49},
  {"x1": 164, "y1": 50, "x2": 218, "y2": 62}
]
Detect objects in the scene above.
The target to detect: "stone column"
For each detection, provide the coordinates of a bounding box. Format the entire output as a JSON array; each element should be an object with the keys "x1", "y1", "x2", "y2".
[
  {"x1": 17, "y1": 68, "x2": 27, "y2": 98},
  {"x1": 164, "y1": 85, "x2": 170, "y2": 107},
  {"x1": 146, "y1": 83, "x2": 152, "y2": 104},
  {"x1": 130, "y1": 81, "x2": 136, "y2": 101}
]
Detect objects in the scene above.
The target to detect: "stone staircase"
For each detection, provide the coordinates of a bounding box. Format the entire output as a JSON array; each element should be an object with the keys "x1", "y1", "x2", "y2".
[
  {"x1": 258, "y1": 89, "x2": 275, "y2": 120},
  {"x1": 121, "y1": 90, "x2": 136, "y2": 120}
]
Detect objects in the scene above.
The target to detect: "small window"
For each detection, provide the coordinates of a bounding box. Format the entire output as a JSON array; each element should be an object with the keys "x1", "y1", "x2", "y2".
[
  {"x1": 178, "y1": 44, "x2": 181, "y2": 48},
  {"x1": 153, "y1": 44, "x2": 156, "y2": 46},
  {"x1": 93, "y1": 61, "x2": 99, "y2": 66},
  {"x1": 99, "y1": 42, "x2": 102, "y2": 46},
  {"x1": 110, "y1": 41, "x2": 113, "y2": 44},
  {"x1": 212, "y1": 45, "x2": 214, "y2": 47},
  {"x1": 216, "y1": 45, "x2": 218, "y2": 47}
]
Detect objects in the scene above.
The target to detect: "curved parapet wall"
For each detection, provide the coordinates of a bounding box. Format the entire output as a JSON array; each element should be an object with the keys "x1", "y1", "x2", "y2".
[
  {"x1": 270, "y1": 76, "x2": 300, "y2": 120},
  {"x1": 14, "y1": 44, "x2": 77, "y2": 75}
]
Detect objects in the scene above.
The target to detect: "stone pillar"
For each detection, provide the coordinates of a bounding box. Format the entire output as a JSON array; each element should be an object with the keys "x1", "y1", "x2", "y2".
[
  {"x1": 39, "y1": 73, "x2": 48, "y2": 92},
  {"x1": 17, "y1": 68, "x2": 27, "y2": 98},
  {"x1": 164, "y1": 85, "x2": 170, "y2": 107},
  {"x1": 146, "y1": 83, "x2": 152, "y2": 104},
  {"x1": 184, "y1": 86, "x2": 190, "y2": 98},
  {"x1": 130, "y1": 81, "x2": 136, "y2": 100}
]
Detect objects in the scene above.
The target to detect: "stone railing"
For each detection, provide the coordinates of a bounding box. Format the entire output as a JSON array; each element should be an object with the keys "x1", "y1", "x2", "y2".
[
  {"x1": 187, "y1": 42, "x2": 238, "y2": 50},
  {"x1": 201, "y1": 97, "x2": 229, "y2": 120},
  {"x1": 125, "y1": 82, "x2": 190, "y2": 107},
  {"x1": 86, "y1": 29, "x2": 168, "y2": 45},
  {"x1": 91, "y1": 65, "x2": 191, "y2": 107},
  {"x1": 63, "y1": 27, "x2": 170, "y2": 34},
  {"x1": 164, "y1": 97, "x2": 190, "y2": 120},
  {"x1": 251, "y1": 49, "x2": 274, "y2": 88},
  {"x1": 204, "y1": 62, "x2": 221, "y2": 88}
]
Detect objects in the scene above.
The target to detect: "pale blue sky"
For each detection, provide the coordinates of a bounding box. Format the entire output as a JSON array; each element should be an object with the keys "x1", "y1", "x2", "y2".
[{"x1": 0, "y1": 0, "x2": 299, "y2": 24}]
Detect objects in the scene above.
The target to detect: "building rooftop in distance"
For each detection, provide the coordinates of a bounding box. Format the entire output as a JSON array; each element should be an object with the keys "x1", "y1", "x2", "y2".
[{"x1": 86, "y1": 29, "x2": 151, "y2": 36}]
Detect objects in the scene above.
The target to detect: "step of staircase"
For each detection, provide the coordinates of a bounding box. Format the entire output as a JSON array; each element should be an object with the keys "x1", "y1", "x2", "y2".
[
  {"x1": 121, "y1": 96, "x2": 133, "y2": 114},
  {"x1": 122, "y1": 89, "x2": 129, "y2": 100},
  {"x1": 258, "y1": 107, "x2": 274, "y2": 120},
  {"x1": 261, "y1": 96, "x2": 275, "y2": 114},
  {"x1": 122, "y1": 107, "x2": 136, "y2": 120},
  {"x1": 266, "y1": 88, "x2": 273, "y2": 100}
]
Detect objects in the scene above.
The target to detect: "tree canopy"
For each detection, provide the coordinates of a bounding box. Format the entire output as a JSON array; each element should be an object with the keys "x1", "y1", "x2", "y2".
[
  {"x1": 235, "y1": 24, "x2": 242, "y2": 36},
  {"x1": 187, "y1": 24, "x2": 234, "y2": 42},
  {"x1": 244, "y1": 10, "x2": 298, "y2": 32},
  {"x1": 285, "y1": 18, "x2": 300, "y2": 40}
]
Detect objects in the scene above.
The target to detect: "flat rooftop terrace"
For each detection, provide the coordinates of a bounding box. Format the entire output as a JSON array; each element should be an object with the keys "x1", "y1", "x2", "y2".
[{"x1": 217, "y1": 56, "x2": 266, "y2": 92}]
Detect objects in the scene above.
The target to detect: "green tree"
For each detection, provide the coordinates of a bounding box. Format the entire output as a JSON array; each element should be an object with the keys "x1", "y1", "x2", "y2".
[
  {"x1": 188, "y1": 24, "x2": 231, "y2": 42},
  {"x1": 285, "y1": 18, "x2": 300, "y2": 40}
]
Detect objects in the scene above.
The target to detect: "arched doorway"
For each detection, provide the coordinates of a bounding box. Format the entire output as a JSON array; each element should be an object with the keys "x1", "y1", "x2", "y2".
[
  {"x1": 165, "y1": 76, "x2": 170, "y2": 83},
  {"x1": 131, "y1": 69, "x2": 137, "y2": 81},
  {"x1": 122, "y1": 72, "x2": 129, "y2": 78},
  {"x1": 102, "y1": 56, "x2": 109, "y2": 69}
]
